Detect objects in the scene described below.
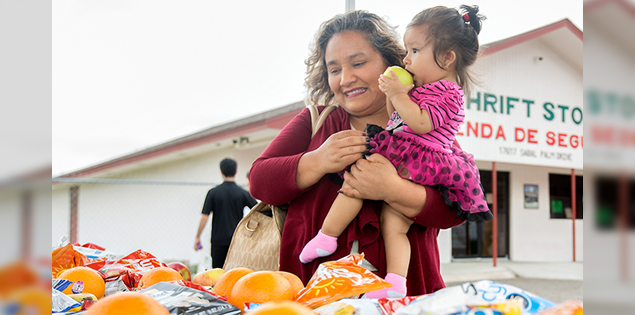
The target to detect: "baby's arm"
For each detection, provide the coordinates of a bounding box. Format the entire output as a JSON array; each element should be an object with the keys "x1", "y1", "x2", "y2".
[{"x1": 378, "y1": 70, "x2": 432, "y2": 135}]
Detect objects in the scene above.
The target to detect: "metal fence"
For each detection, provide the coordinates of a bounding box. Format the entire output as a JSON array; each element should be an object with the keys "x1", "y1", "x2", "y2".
[{"x1": 51, "y1": 177, "x2": 247, "y2": 272}]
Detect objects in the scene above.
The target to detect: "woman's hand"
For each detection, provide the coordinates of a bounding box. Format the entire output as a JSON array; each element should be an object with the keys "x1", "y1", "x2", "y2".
[
  {"x1": 296, "y1": 130, "x2": 368, "y2": 189},
  {"x1": 340, "y1": 153, "x2": 400, "y2": 200},
  {"x1": 341, "y1": 153, "x2": 427, "y2": 218},
  {"x1": 378, "y1": 68, "x2": 414, "y2": 101},
  {"x1": 313, "y1": 130, "x2": 369, "y2": 174}
]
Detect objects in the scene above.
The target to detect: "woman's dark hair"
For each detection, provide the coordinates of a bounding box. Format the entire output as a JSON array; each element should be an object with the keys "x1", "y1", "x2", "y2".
[
  {"x1": 305, "y1": 10, "x2": 406, "y2": 106},
  {"x1": 408, "y1": 5, "x2": 485, "y2": 96}
]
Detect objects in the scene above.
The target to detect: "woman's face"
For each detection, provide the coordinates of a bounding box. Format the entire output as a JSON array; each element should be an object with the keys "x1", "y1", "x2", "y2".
[{"x1": 325, "y1": 31, "x2": 388, "y2": 118}]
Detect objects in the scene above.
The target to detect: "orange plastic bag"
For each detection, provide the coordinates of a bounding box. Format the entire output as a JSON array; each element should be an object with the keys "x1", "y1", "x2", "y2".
[
  {"x1": 52, "y1": 243, "x2": 91, "y2": 278},
  {"x1": 295, "y1": 254, "x2": 391, "y2": 308}
]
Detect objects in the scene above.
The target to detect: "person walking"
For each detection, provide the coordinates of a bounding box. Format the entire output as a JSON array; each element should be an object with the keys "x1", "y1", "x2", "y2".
[{"x1": 194, "y1": 158, "x2": 257, "y2": 268}]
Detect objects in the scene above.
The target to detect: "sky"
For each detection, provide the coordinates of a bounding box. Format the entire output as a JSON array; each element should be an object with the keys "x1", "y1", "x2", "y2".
[{"x1": 51, "y1": 0, "x2": 583, "y2": 177}]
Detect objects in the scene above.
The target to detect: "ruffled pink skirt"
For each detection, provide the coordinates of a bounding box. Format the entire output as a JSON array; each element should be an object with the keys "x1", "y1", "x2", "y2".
[{"x1": 367, "y1": 125, "x2": 492, "y2": 221}]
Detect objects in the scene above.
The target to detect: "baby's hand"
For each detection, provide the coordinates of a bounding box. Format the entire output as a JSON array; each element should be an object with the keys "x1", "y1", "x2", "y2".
[{"x1": 378, "y1": 69, "x2": 414, "y2": 100}]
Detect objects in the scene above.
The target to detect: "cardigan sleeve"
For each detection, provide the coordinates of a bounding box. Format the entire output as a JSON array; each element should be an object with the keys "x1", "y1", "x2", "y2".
[
  {"x1": 249, "y1": 108, "x2": 314, "y2": 205},
  {"x1": 406, "y1": 186, "x2": 465, "y2": 229}
]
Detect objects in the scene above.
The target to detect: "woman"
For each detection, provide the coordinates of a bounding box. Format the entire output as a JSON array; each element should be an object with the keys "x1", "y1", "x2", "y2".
[{"x1": 249, "y1": 10, "x2": 465, "y2": 296}]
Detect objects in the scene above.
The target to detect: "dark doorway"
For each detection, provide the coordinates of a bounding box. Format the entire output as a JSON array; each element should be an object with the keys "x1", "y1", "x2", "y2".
[{"x1": 452, "y1": 170, "x2": 510, "y2": 258}]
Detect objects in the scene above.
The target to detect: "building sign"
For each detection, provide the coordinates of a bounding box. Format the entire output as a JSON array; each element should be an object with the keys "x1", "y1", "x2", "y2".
[{"x1": 457, "y1": 92, "x2": 583, "y2": 169}]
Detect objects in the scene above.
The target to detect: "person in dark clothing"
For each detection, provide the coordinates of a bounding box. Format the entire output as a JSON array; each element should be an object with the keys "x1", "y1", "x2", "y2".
[{"x1": 194, "y1": 158, "x2": 257, "y2": 268}]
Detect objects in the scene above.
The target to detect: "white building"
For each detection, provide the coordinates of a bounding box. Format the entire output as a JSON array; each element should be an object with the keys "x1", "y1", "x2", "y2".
[{"x1": 52, "y1": 19, "x2": 582, "y2": 266}]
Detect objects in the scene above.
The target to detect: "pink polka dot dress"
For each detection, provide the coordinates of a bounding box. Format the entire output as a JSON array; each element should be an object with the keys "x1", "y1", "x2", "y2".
[{"x1": 367, "y1": 80, "x2": 492, "y2": 221}]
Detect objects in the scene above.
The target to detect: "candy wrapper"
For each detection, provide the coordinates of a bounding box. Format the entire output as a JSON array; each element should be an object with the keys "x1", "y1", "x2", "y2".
[
  {"x1": 139, "y1": 282, "x2": 240, "y2": 315},
  {"x1": 295, "y1": 254, "x2": 391, "y2": 309},
  {"x1": 395, "y1": 280, "x2": 554, "y2": 315},
  {"x1": 537, "y1": 299, "x2": 582, "y2": 315}
]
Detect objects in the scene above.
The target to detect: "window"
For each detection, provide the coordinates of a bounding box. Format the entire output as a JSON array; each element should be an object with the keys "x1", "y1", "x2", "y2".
[{"x1": 549, "y1": 174, "x2": 583, "y2": 219}]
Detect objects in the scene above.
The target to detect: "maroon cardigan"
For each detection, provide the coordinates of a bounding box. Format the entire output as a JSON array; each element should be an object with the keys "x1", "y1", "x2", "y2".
[{"x1": 249, "y1": 106, "x2": 465, "y2": 296}]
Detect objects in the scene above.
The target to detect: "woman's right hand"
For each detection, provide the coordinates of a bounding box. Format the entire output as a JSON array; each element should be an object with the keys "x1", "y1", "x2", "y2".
[
  {"x1": 296, "y1": 129, "x2": 368, "y2": 189},
  {"x1": 313, "y1": 130, "x2": 369, "y2": 174}
]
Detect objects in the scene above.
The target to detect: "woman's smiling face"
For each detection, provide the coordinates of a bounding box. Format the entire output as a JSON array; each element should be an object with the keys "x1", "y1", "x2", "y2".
[{"x1": 325, "y1": 31, "x2": 388, "y2": 118}]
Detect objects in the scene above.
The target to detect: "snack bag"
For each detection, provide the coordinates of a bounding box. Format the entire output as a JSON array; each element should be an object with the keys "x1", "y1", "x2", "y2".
[
  {"x1": 295, "y1": 254, "x2": 391, "y2": 309},
  {"x1": 92, "y1": 249, "x2": 166, "y2": 290},
  {"x1": 395, "y1": 280, "x2": 554, "y2": 315},
  {"x1": 377, "y1": 295, "x2": 423, "y2": 315},
  {"x1": 139, "y1": 282, "x2": 240, "y2": 315},
  {"x1": 52, "y1": 243, "x2": 91, "y2": 278},
  {"x1": 537, "y1": 299, "x2": 583, "y2": 315},
  {"x1": 314, "y1": 299, "x2": 383, "y2": 315}
]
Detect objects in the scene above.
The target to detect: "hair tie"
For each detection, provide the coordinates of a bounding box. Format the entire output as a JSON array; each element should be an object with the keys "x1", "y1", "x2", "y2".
[{"x1": 462, "y1": 13, "x2": 470, "y2": 23}]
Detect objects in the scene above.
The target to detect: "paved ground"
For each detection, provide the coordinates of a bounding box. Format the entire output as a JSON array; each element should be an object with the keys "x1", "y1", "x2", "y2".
[
  {"x1": 445, "y1": 278, "x2": 583, "y2": 303},
  {"x1": 440, "y1": 261, "x2": 583, "y2": 303}
]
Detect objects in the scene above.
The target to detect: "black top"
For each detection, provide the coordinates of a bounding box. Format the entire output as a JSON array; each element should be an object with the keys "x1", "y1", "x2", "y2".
[{"x1": 201, "y1": 181, "x2": 257, "y2": 246}]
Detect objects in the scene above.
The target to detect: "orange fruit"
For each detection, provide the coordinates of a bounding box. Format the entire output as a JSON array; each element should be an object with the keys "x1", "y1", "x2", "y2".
[
  {"x1": 228, "y1": 270, "x2": 294, "y2": 310},
  {"x1": 245, "y1": 300, "x2": 315, "y2": 315},
  {"x1": 212, "y1": 267, "x2": 254, "y2": 298},
  {"x1": 0, "y1": 261, "x2": 40, "y2": 298},
  {"x1": 137, "y1": 266, "x2": 183, "y2": 289},
  {"x1": 85, "y1": 292, "x2": 169, "y2": 315},
  {"x1": 276, "y1": 271, "x2": 304, "y2": 299},
  {"x1": 7, "y1": 287, "x2": 51, "y2": 315},
  {"x1": 57, "y1": 266, "x2": 105, "y2": 298}
]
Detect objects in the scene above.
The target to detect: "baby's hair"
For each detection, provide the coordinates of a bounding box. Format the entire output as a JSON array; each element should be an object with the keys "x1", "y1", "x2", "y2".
[
  {"x1": 305, "y1": 10, "x2": 406, "y2": 106},
  {"x1": 408, "y1": 5, "x2": 485, "y2": 96}
]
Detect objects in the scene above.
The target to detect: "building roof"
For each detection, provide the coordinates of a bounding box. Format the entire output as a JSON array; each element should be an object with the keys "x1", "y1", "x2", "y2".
[{"x1": 55, "y1": 18, "x2": 583, "y2": 179}]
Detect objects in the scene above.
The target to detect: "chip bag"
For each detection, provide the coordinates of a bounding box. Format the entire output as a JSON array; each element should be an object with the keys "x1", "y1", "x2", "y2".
[
  {"x1": 295, "y1": 254, "x2": 391, "y2": 308},
  {"x1": 52, "y1": 243, "x2": 92, "y2": 278},
  {"x1": 537, "y1": 299, "x2": 583, "y2": 315}
]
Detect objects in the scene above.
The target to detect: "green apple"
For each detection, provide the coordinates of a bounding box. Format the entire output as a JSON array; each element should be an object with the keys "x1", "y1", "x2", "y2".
[{"x1": 383, "y1": 66, "x2": 413, "y2": 86}]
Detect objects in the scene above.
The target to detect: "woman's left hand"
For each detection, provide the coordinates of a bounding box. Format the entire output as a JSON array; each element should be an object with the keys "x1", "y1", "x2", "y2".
[{"x1": 340, "y1": 153, "x2": 400, "y2": 200}]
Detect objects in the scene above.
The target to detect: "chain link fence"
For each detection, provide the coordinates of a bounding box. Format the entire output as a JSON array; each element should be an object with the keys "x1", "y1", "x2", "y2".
[{"x1": 51, "y1": 177, "x2": 248, "y2": 272}]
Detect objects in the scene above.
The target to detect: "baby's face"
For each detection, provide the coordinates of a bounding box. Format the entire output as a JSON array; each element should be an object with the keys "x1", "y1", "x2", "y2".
[{"x1": 403, "y1": 25, "x2": 453, "y2": 86}]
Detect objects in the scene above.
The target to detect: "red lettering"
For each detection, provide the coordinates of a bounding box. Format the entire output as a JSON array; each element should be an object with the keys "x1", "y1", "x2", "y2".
[
  {"x1": 590, "y1": 125, "x2": 614, "y2": 144},
  {"x1": 546, "y1": 131, "x2": 555, "y2": 145},
  {"x1": 515, "y1": 128, "x2": 525, "y2": 142},
  {"x1": 570, "y1": 135, "x2": 579, "y2": 148},
  {"x1": 495, "y1": 126, "x2": 506, "y2": 140},
  {"x1": 482, "y1": 123, "x2": 492, "y2": 138},
  {"x1": 527, "y1": 129, "x2": 538, "y2": 144},
  {"x1": 467, "y1": 121, "x2": 478, "y2": 137},
  {"x1": 558, "y1": 133, "x2": 567, "y2": 147}
]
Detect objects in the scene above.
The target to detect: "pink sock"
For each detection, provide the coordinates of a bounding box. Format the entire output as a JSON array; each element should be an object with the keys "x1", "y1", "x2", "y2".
[
  {"x1": 364, "y1": 273, "x2": 407, "y2": 299},
  {"x1": 299, "y1": 230, "x2": 338, "y2": 264}
]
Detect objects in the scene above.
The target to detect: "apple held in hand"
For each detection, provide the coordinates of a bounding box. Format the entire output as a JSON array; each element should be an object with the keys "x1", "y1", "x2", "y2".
[
  {"x1": 384, "y1": 66, "x2": 413, "y2": 86},
  {"x1": 167, "y1": 262, "x2": 191, "y2": 281}
]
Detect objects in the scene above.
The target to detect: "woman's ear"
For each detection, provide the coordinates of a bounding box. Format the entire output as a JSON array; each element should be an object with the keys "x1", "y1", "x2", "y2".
[{"x1": 442, "y1": 51, "x2": 457, "y2": 70}]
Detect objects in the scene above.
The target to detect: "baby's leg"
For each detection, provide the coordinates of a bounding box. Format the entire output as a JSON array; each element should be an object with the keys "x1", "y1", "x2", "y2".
[
  {"x1": 300, "y1": 182, "x2": 363, "y2": 264},
  {"x1": 366, "y1": 203, "x2": 413, "y2": 298},
  {"x1": 382, "y1": 204, "x2": 414, "y2": 277}
]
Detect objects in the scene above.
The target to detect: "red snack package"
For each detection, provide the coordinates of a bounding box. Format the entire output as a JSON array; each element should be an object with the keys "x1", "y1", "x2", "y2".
[
  {"x1": 295, "y1": 254, "x2": 391, "y2": 309},
  {"x1": 96, "y1": 249, "x2": 166, "y2": 290},
  {"x1": 52, "y1": 243, "x2": 91, "y2": 278},
  {"x1": 377, "y1": 295, "x2": 423, "y2": 315}
]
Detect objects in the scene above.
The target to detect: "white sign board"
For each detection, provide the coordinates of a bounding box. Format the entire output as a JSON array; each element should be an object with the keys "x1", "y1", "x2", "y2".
[{"x1": 456, "y1": 91, "x2": 583, "y2": 169}]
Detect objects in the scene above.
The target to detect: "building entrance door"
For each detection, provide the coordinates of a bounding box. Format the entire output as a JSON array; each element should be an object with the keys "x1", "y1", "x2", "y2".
[{"x1": 452, "y1": 171, "x2": 509, "y2": 259}]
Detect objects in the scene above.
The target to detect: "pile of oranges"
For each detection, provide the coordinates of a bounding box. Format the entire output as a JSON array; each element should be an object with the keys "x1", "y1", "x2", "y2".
[
  {"x1": 212, "y1": 268, "x2": 306, "y2": 311},
  {"x1": 54, "y1": 264, "x2": 311, "y2": 314}
]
